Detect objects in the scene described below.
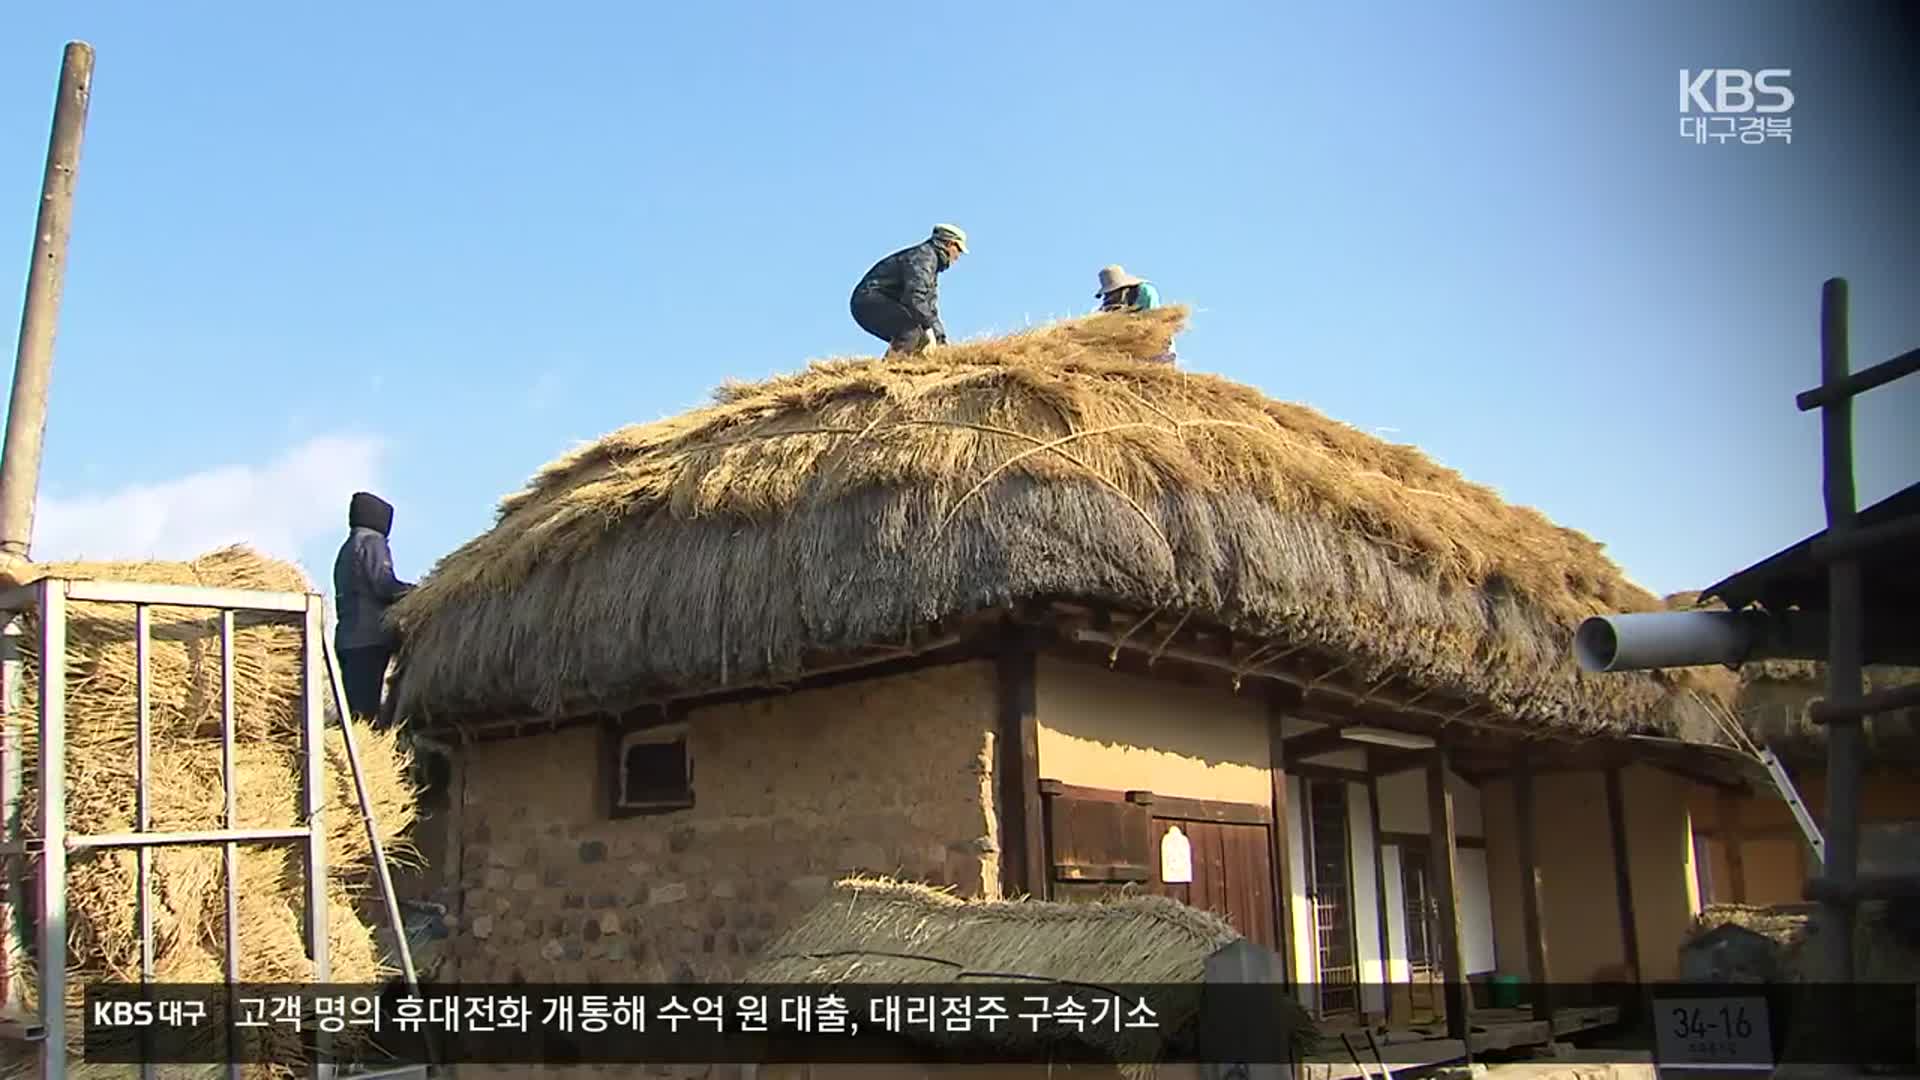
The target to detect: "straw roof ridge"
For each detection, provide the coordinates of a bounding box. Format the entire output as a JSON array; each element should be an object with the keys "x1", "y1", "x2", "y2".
[
  {"x1": 390, "y1": 308, "x2": 1711, "y2": 733},
  {"x1": 744, "y1": 876, "x2": 1314, "y2": 1073}
]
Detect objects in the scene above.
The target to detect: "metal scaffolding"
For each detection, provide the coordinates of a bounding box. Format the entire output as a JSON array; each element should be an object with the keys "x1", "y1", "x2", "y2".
[{"x1": 0, "y1": 576, "x2": 424, "y2": 1079}]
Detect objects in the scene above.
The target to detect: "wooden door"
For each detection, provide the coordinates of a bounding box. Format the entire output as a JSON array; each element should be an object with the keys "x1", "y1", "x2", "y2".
[
  {"x1": 1306, "y1": 779, "x2": 1361, "y2": 1019},
  {"x1": 1398, "y1": 840, "x2": 1441, "y2": 1017},
  {"x1": 1149, "y1": 817, "x2": 1278, "y2": 951}
]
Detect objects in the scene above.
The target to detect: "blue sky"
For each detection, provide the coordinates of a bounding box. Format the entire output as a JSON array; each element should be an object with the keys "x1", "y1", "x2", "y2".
[{"x1": 2, "y1": 2, "x2": 1915, "y2": 601}]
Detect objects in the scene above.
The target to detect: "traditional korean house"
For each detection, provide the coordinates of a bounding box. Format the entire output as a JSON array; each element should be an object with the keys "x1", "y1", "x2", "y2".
[{"x1": 384, "y1": 308, "x2": 1739, "y2": 1071}]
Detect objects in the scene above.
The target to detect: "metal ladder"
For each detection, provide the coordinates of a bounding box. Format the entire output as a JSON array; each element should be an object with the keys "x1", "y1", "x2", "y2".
[{"x1": 0, "y1": 575, "x2": 425, "y2": 1079}]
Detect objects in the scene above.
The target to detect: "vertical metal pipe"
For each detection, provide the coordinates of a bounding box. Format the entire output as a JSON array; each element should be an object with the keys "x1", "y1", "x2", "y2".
[
  {"x1": 322, "y1": 637, "x2": 419, "y2": 992},
  {"x1": 302, "y1": 596, "x2": 334, "y2": 1080},
  {"x1": 0, "y1": 615, "x2": 23, "y2": 1010},
  {"x1": 219, "y1": 609, "x2": 240, "y2": 1080},
  {"x1": 135, "y1": 604, "x2": 155, "y2": 1080},
  {"x1": 35, "y1": 580, "x2": 67, "y2": 1080},
  {"x1": 1819, "y1": 277, "x2": 1862, "y2": 986},
  {"x1": 0, "y1": 44, "x2": 95, "y2": 572}
]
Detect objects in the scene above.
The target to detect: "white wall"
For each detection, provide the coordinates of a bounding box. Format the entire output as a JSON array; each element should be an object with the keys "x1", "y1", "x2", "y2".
[
  {"x1": 1347, "y1": 781, "x2": 1387, "y2": 1014},
  {"x1": 1458, "y1": 847, "x2": 1497, "y2": 975},
  {"x1": 1376, "y1": 768, "x2": 1485, "y2": 837},
  {"x1": 1380, "y1": 845, "x2": 1410, "y2": 983},
  {"x1": 1285, "y1": 779, "x2": 1316, "y2": 1002}
]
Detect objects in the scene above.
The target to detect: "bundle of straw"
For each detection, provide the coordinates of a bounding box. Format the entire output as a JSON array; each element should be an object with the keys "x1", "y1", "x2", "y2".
[{"x1": 0, "y1": 547, "x2": 420, "y2": 1077}]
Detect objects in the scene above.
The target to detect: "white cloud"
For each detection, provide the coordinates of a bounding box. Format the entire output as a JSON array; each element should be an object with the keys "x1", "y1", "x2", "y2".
[{"x1": 33, "y1": 434, "x2": 387, "y2": 581}]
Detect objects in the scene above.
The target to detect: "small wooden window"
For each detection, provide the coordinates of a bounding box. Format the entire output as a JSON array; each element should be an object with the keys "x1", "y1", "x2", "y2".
[{"x1": 610, "y1": 721, "x2": 693, "y2": 817}]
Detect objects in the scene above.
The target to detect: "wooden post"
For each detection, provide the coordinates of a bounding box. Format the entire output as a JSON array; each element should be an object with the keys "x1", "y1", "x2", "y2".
[
  {"x1": 996, "y1": 629, "x2": 1045, "y2": 899},
  {"x1": 1425, "y1": 749, "x2": 1471, "y2": 1041},
  {"x1": 1514, "y1": 753, "x2": 1554, "y2": 1024},
  {"x1": 1604, "y1": 766, "x2": 1641, "y2": 980},
  {"x1": 1817, "y1": 277, "x2": 1863, "y2": 985},
  {"x1": 1718, "y1": 789, "x2": 1748, "y2": 904},
  {"x1": 1267, "y1": 696, "x2": 1297, "y2": 991},
  {"x1": 0, "y1": 42, "x2": 94, "y2": 575},
  {"x1": 1367, "y1": 774, "x2": 1394, "y2": 1026}
]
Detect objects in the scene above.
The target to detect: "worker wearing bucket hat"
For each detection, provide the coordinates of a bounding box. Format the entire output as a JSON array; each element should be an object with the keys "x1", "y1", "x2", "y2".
[
  {"x1": 851, "y1": 224, "x2": 968, "y2": 357},
  {"x1": 1095, "y1": 264, "x2": 1176, "y2": 364},
  {"x1": 1095, "y1": 265, "x2": 1160, "y2": 313}
]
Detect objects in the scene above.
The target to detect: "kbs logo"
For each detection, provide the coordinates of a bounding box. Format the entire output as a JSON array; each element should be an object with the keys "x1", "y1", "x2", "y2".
[
  {"x1": 92, "y1": 1000, "x2": 155, "y2": 1026},
  {"x1": 1678, "y1": 69, "x2": 1794, "y2": 146},
  {"x1": 1680, "y1": 69, "x2": 1794, "y2": 114}
]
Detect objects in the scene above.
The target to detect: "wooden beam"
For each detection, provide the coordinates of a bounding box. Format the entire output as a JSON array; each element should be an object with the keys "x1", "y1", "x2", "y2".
[
  {"x1": 1514, "y1": 753, "x2": 1554, "y2": 1023},
  {"x1": 1368, "y1": 774, "x2": 1394, "y2": 1026},
  {"x1": 1718, "y1": 789, "x2": 1748, "y2": 904},
  {"x1": 996, "y1": 629, "x2": 1046, "y2": 900},
  {"x1": 1279, "y1": 724, "x2": 1356, "y2": 762},
  {"x1": 1426, "y1": 749, "x2": 1471, "y2": 1041},
  {"x1": 1604, "y1": 766, "x2": 1642, "y2": 981},
  {"x1": 1267, "y1": 696, "x2": 1297, "y2": 991},
  {"x1": 1367, "y1": 746, "x2": 1433, "y2": 778}
]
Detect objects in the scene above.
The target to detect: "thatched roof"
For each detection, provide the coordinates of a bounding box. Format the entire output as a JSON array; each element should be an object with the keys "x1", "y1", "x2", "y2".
[
  {"x1": 742, "y1": 876, "x2": 1316, "y2": 1069},
  {"x1": 390, "y1": 307, "x2": 1713, "y2": 735}
]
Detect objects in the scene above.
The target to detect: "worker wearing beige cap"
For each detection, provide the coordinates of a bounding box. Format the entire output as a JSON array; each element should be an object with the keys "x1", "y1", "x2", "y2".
[
  {"x1": 851, "y1": 224, "x2": 969, "y2": 356},
  {"x1": 1095, "y1": 265, "x2": 1161, "y2": 313},
  {"x1": 1095, "y1": 264, "x2": 1176, "y2": 364}
]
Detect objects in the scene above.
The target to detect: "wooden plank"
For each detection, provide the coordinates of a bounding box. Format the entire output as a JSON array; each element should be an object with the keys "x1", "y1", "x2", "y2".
[
  {"x1": 996, "y1": 632, "x2": 1046, "y2": 899},
  {"x1": 1368, "y1": 775, "x2": 1394, "y2": 1026},
  {"x1": 1426, "y1": 750, "x2": 1471, "y2": 1042},
  {"x1": 1467, "y1": 1021, "x2": 1551, "y2": 1053},
  {"x1": 1382, "y1": 831, "x2": 1486, "y2": 851},
  {"x1": 1280, "y1": 725, "x2": 1355, "y2": 762},
  {"x1": 1514, "y1": 754, "x2": 1554, "y2": 1024},
  {"x1": 1268, "y1": 696, "x2": 1296, "y2": 989},
  {"x1": 1155, "y1": 794, "x2": 1272, "y2": 826},
  {"x1": 1604, "y1": 766, "x2": 1641, "y2": 980}
]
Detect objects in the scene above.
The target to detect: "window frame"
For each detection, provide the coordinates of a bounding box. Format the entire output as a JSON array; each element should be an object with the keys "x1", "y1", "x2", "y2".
[{"x1": 604, "y1": 711, "x2": 694, "y2": 819}]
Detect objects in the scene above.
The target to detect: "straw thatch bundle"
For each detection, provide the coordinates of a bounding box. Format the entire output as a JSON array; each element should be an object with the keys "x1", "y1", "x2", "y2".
[
  {"x1": 744, "y1": 876, "x2": 1317, "y2": 1076},
  {"x1": 391, "y1": 307, "x2": 1714, "y2": 737},
  {"x1": 2, "y1": 547, "x2": 421, "y2": 1076}
]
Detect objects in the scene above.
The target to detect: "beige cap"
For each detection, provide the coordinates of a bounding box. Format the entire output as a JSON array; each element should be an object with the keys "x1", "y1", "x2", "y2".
[
  {"x1": 1096, "y1": 265, "x2": 1147, "y2": 297},
  {"x1": 932, "y1": 223, "x2": 969, "y2": 253}
]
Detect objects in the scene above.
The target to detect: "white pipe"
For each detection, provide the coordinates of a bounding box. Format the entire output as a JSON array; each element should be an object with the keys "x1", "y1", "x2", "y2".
[{"x1": 1573, "y1": 611, "x2": 1764, "y2": 673}]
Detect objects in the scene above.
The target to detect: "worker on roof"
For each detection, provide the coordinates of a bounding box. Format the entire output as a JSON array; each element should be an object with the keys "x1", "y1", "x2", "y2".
[
  {"x1": 333, "y1": 491, "x2": 414, "y2": 727},
  {"x1": 1095, "y1": 264, "x2": 1177, "y2": 365},
  {"x1": 850, "y1": 224, "x2": 968, "y2": 357},
  {"x1": 1095, "y1": 264, "x2": 1161, "y2": 313}
]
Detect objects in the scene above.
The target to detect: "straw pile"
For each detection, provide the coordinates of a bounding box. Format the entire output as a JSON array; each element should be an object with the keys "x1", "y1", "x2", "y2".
[
  {"x1": 745, "y1": 876, "x2": 1317, "y2": 1077},
  {"x1": 392, "y1": 307, "x2": 1720, "y2": 738},
  {"x1": 0, "y1": 547, "x2": 420, "y2": 1077}
]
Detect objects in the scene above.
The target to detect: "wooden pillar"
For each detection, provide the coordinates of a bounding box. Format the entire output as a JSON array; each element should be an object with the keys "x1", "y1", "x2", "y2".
[
  {"x1": 1426, "y1": 749, "x2": 1471, "y2": 1040},
  {"x1": 1604, "y1": 765, "x2": 1642, "y2": 980},
  {"x1": 996, "y1": 630, "x2": 1045, "y2": 899},
  {"x1": 1514, "y1": 753, "x2": 1554, "y2": 1023},
  {"x1": 1267, "y1": 695, "x2": 1297, "y2": 990},
  {"x1": 1718, "y1": 789, "x2": 1748, "y2": 904},
  {"x1": 1368, "y1": 774, "x2": 1394, "y2": 1026}
]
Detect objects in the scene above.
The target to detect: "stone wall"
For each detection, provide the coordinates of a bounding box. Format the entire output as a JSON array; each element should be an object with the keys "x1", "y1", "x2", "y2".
[{"x1": 449, "y1": 659, "x2": 1002, "y2": 988}]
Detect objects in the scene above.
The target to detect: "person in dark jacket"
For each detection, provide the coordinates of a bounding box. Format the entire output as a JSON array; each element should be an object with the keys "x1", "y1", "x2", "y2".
[
  {"x1": 333, "y1": 492, "x2": 414, "y2": 724},
  {"x1": 850, "y1": 224, "x2": 968, "y2": 356}
]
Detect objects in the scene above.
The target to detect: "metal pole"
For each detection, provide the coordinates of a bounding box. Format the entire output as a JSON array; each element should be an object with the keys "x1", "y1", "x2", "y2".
[
  {"x1": 135, "y1": 604, "x2": 155, "y2": 1080},
  {"x1": 0, "y1": 43, "x2": 94, "y2": 581},
  {"x1": 1818, "y1": 277, "x2": 1862, "y2": 986},
  {"x1": 35, "y1": 580, "x2": 67, "y2": 1080},
  {"x1": 302, "y1": 596, "x2": 334, "y2": 1080},
  {"x1": 220, "y1": 610, "x2": 242, "y2": 1080},
  {"x1": 0, "y1": 616, "x2": 22, "y2": 1010},
  {"x1": 321, "y1": 638, "x2": 419, "y2": 993}
]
